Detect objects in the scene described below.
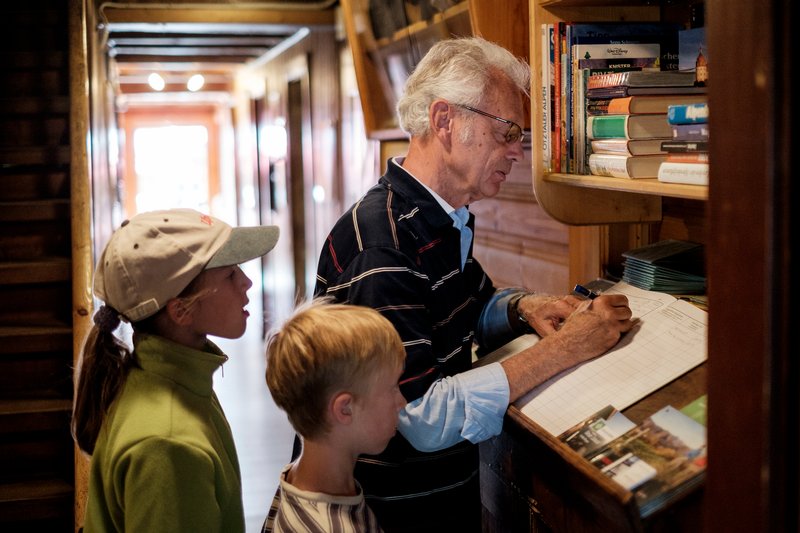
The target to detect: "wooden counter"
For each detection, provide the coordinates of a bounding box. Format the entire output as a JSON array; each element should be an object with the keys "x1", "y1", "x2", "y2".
[{"x1": 480, "y1": 365, "x2": 706, "y2": 532}]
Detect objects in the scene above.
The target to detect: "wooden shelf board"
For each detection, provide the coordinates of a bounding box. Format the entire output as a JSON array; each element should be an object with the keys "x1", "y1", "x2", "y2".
[{"x1": 545, "y1": 173, "x2": 708, "y2": 201}]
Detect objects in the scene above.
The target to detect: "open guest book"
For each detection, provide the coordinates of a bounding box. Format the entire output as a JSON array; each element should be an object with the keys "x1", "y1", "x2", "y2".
[{"x1": 477, "y1": 280, "x2": 707, "y2": 436}]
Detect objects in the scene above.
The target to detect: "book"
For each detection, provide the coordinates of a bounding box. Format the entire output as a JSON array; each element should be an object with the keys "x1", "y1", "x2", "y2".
[
  {"x1": 667, "y1": 102, "x2": 709, "y2": 124},
  {"x1": 587, "y1": 85, "x2": 708, "y2": 98},
  {"x1": 657, "y1": 161, "x2": 710, "y2": 186},
  {"x1": 666, "y1": 152, "x2": 709, "y2": 163},
  {"x1": 588, "y1": 69, "x2": 697, "y2": 90},
  {"x1": 590, "y1": 138, "x2": 667, "y2": 156},
  {"x1": 542, "y1": 24, "x2": 554, "y2": 172},
  {"x1": 678, "y1": 26, "x2": 708, "y2": 86},
  {"x1": 587, "y1": 114, "x2": 672, "y2": 139},
  {"x1": 588, "y1": 404, "x2": 707, "y2": 518},
  {"x1": 559, "y1": 405, "x2": 636, "y2": 459},
  {"x1": 678, "y1": 27, "x2": 707, "y2": 71},
  {"x1": 671, "y1": 123, "x2": 709, "y2": 141},
  {"x1": 589, "y1": 153, "x2": 667, "y2": 179},
  {"x1": 680, "y1": 394, "x2": 707, "y2": 427},
  {"x1": 660, "y1": 140, "x2": 708, "y2": 152},
  {"x1": 605, "y1": 94, "x2": 707, "y2": 115}
]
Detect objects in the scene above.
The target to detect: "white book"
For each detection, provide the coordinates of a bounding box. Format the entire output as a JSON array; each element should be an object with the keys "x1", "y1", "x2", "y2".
[{"x1": 657, "y1": 161, "x2": 709, "y2": 185}]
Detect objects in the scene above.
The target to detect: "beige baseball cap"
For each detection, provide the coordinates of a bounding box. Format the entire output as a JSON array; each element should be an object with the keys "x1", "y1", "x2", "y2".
[{"x1": 94, "y1": 208, "x2": 280, "y2": 322}]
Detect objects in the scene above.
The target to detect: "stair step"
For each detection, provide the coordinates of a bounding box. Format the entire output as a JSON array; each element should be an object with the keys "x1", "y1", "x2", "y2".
[
  {"x1": 0, "y1": 433, "x2": 73, "y2": 484},
  {"x1": 0, "y1": 69, "x2": 68, "y2": 98},
  {"x1": 0, "y1": 325, "x2": 72, "y2": 354},
  {"x1": 0, "y1": 146, "x2": 70, "y2": 166},
  {"x1": 0, "y1": 478, "x2": 73, "y2": 525},
  {"x1": 0, "y1": 258, "x2": 71, "y2": 285},
  {"x1": 0, "y1": 199, "x2": 70, "y2": 222},
  {"x1": 0, "y1": 399, "x2": 72, "y2": 434},
  {"x1": 0, "y1": 283, "x2": 72, "y2": 326},
  {"x1": 0, "y1": 116, "x2": 69, "y2": 147},
  {"x1": 0, "y1": 166, "x2": 68, "y2": 201},
  {"x1": 0, "y1": 52, "x2": 66, "y2": 70},
  {"x1": 0, "y1": 219, "x2": 71, "y2": 260},
  {"x1": 0, "y1": 96, "x2": 69, "y2": 116}
]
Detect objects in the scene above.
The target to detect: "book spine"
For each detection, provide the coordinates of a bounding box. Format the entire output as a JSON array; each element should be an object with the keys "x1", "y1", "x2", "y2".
[
  {"x1": 553, "y1": 22, "x2": 562, "y2": 172},
  {"x1": 541, "y1": 24, "x2": 552, "y2": 172},
  {"x1": 666, "y1": 152, "x2": 709, "y2": 163},
  {"x1": 588, "y1": 70, "x2": 631, "y2": 89},
  {"x1": 671, "y1": 123, "x2": 709, "y2": 141},
  {"x1": 667, "y1": 103, "x2": 709, "y2": 124},
  {"x1": 561, "y1": 23, "x2": 570, "y2": 172},
  {"x1": 588, "y1": 153, "x2": 631, "y2": 178},
  {"x1": 607, "y1": 97, "x2": 633, "y2": 115},
  {"x1": 657, "y1": 161, "x2": 709, "y2": 185},
  {"x1": 660, "y1": 140, "x2": 709, "y2": 152},
  {"x1": 588, "y1": 115, "x2": 628, "y2": 139}
]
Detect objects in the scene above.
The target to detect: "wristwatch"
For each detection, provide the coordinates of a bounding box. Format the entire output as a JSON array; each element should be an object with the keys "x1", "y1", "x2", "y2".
[{"x1": 511, "y1": 293, "x2": 536, "y2": 334}]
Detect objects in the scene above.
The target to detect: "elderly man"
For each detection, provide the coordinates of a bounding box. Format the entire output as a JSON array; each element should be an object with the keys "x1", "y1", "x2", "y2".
[{"x1": 314, "y1": 37, "x2": 634, "y2": 533}]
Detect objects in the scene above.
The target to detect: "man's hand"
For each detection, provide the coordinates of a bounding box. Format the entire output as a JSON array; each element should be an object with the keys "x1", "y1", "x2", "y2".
[
  {"x1": 502, "y1": 293, "x2": 635, "y2": 402},
  {"x1": 553, "y1": 294, "x2": 635, "y2": 359},
  {"x1": 517, "y1": 294, "x2": 582, "y2": 336}
]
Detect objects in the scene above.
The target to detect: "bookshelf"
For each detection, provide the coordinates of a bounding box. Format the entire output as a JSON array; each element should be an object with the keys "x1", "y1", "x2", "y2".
[
  {"x1": 340, "y1": 0, "x2": 529, "y2": 140},
  {"x1": 478, "y1": 1, "x2": 713, "y2": 531}
]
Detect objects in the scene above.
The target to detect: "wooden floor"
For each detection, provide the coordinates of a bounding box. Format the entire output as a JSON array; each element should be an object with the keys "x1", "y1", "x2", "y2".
[{"x1": 214, "y1": 291, "x2": 295, "y2": 533}]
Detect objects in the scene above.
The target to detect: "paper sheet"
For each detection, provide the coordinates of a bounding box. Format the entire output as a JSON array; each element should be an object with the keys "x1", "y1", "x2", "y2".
[{"x1": 511, "y1": 281, "x2": 707, "y2": 436}]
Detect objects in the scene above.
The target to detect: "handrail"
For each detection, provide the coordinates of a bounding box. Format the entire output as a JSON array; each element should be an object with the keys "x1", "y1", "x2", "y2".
[{"x1": 68, "y1": 0, "x2": 93, "y2": 530}]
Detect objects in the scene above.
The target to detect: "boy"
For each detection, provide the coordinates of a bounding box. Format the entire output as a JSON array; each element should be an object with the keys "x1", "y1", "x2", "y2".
[{"x1": 262, "y1": 300, "x2": 406, "y2": 533}]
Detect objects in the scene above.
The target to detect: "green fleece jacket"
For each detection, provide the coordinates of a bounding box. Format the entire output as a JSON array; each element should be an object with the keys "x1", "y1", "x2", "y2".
[{"x1": 83, "y1": 333, "x2": 245, "y2": 532}]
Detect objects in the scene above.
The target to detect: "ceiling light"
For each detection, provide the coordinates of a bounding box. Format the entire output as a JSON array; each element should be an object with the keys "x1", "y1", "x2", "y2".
[
  {"x1": 147, "y1": 72, "x2": 165, "y2": 91},
  {"x1": 187, "y1": 74, "x2": 205, "y2": 92}
]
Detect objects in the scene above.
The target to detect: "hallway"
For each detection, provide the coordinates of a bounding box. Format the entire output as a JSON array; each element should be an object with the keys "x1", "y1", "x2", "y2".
[{"x1": 213, "y1": 283, "x2": 295, "y2": 533}]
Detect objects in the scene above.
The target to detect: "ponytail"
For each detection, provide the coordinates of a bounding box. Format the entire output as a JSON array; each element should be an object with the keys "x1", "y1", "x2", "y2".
[{"x1": 71, "y1": 306, "x2": 138, "y2": 455}]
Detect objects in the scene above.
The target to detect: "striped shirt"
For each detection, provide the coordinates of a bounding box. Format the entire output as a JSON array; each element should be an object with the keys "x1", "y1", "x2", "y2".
[
  {"x1": 315, "y1": 159, "x2": 517, "y2": 532},
  {"x1": 262, "y1": 464, "x2": 382, "y2": 533}
]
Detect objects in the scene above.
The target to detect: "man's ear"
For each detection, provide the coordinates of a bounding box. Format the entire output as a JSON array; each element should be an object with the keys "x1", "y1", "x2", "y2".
[
  {"x1": 430, "y1": 100, "x2": 454, "y2": 147},
  {"x1": 330, "y1": 392, "x2": 355, "y2": 426},
  {"x1": 165, "y1": 298, "x2": 193, "y2": 326}
]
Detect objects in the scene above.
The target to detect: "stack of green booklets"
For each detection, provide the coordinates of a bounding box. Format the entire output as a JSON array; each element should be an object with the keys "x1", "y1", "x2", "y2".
[{"x1": 622, "y1": 239, "x2": 705, "y2": 294}]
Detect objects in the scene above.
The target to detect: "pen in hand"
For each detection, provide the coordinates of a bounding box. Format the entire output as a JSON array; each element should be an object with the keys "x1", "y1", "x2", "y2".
[{"x1": 573, "y1": 284, "x2": 599, "y2": 300}]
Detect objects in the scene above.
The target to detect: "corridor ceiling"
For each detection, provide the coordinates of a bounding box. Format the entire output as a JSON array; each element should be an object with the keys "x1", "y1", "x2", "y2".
[{"x1": 100, "y1": 1, "x2": 337, "y2": 97}]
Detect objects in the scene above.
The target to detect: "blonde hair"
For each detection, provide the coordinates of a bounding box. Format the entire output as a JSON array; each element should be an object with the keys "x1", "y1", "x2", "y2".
[{"x1": 265, "y1": 299, "x2": 405, "y2": 440}]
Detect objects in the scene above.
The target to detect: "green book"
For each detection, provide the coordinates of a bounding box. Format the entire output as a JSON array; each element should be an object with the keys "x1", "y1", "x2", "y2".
[
  {"x1": 587, "y1": 114, "x2": 672, "y2": 140},
  {"x1": 680, "y1": 394, "x2": 707, "y2": 427}
]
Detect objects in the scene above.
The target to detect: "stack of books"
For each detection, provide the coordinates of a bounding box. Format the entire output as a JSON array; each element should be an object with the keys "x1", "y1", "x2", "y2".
[
  {"x1": 621, "y1": 239, "x2": 706, "y2": 294},
  {"x1": 585, "y1": 71, "x2": 707, "y2": 179},
  {"x1": 541, "y1": 21, "x2": 682, "y2": 174},
  {"x1": 658, "y1": 102, "x2": 710, "y2": 185}
]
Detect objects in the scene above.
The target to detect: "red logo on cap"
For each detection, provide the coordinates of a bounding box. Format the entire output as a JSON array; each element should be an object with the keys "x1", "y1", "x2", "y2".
[{"x1": 199, "y1": 214, "x2": 213, "y2": 226}]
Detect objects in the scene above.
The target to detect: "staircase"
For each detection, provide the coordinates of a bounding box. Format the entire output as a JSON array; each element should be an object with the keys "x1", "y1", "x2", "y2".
[{"x1": 0, "y1": 1, "x2": 76, "y2": 529}]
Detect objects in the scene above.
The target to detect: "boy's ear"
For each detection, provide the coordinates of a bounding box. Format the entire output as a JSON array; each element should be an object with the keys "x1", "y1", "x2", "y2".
[
  {"x1": 331, "y1": 392, "x2": 354, "y2": 425},
  {"x1": 165, "y1": 298, "x2": 193, "y2": 326}
]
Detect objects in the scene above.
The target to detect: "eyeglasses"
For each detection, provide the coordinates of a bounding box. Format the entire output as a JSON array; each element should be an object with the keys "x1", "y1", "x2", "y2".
[{"x1": 455, "y1": 104, "x2": 525, "y2": 145}]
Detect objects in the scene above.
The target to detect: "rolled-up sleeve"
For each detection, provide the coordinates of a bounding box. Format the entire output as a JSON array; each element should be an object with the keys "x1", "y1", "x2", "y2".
[{"x1": 397, "y1": 362, "x2": 510, "y2": 452}]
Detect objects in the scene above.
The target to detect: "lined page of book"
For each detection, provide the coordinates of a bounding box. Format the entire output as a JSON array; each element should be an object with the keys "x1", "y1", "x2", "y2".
[{"x1": 512, "y1": 282, "x2": 707, "y2": 436}]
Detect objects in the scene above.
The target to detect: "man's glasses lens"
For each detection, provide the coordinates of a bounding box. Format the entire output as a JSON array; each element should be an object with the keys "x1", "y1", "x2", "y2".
[
  {"x1": 456, "y1": 104, "x2": 524, "y2": 145},
  {"x1": 505, "y1": 124, "x2": 523, "y2": 144}
]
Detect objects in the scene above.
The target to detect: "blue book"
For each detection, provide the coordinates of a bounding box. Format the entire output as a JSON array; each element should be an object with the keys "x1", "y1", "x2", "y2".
[{"x1": 667, "y1": 102, "x2": 709, "y2": 124}]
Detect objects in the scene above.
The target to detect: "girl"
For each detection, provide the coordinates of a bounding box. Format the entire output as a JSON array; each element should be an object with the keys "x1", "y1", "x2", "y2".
[{"x1": 72, "y1": 208, "x2": 279, "y2": 532}]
